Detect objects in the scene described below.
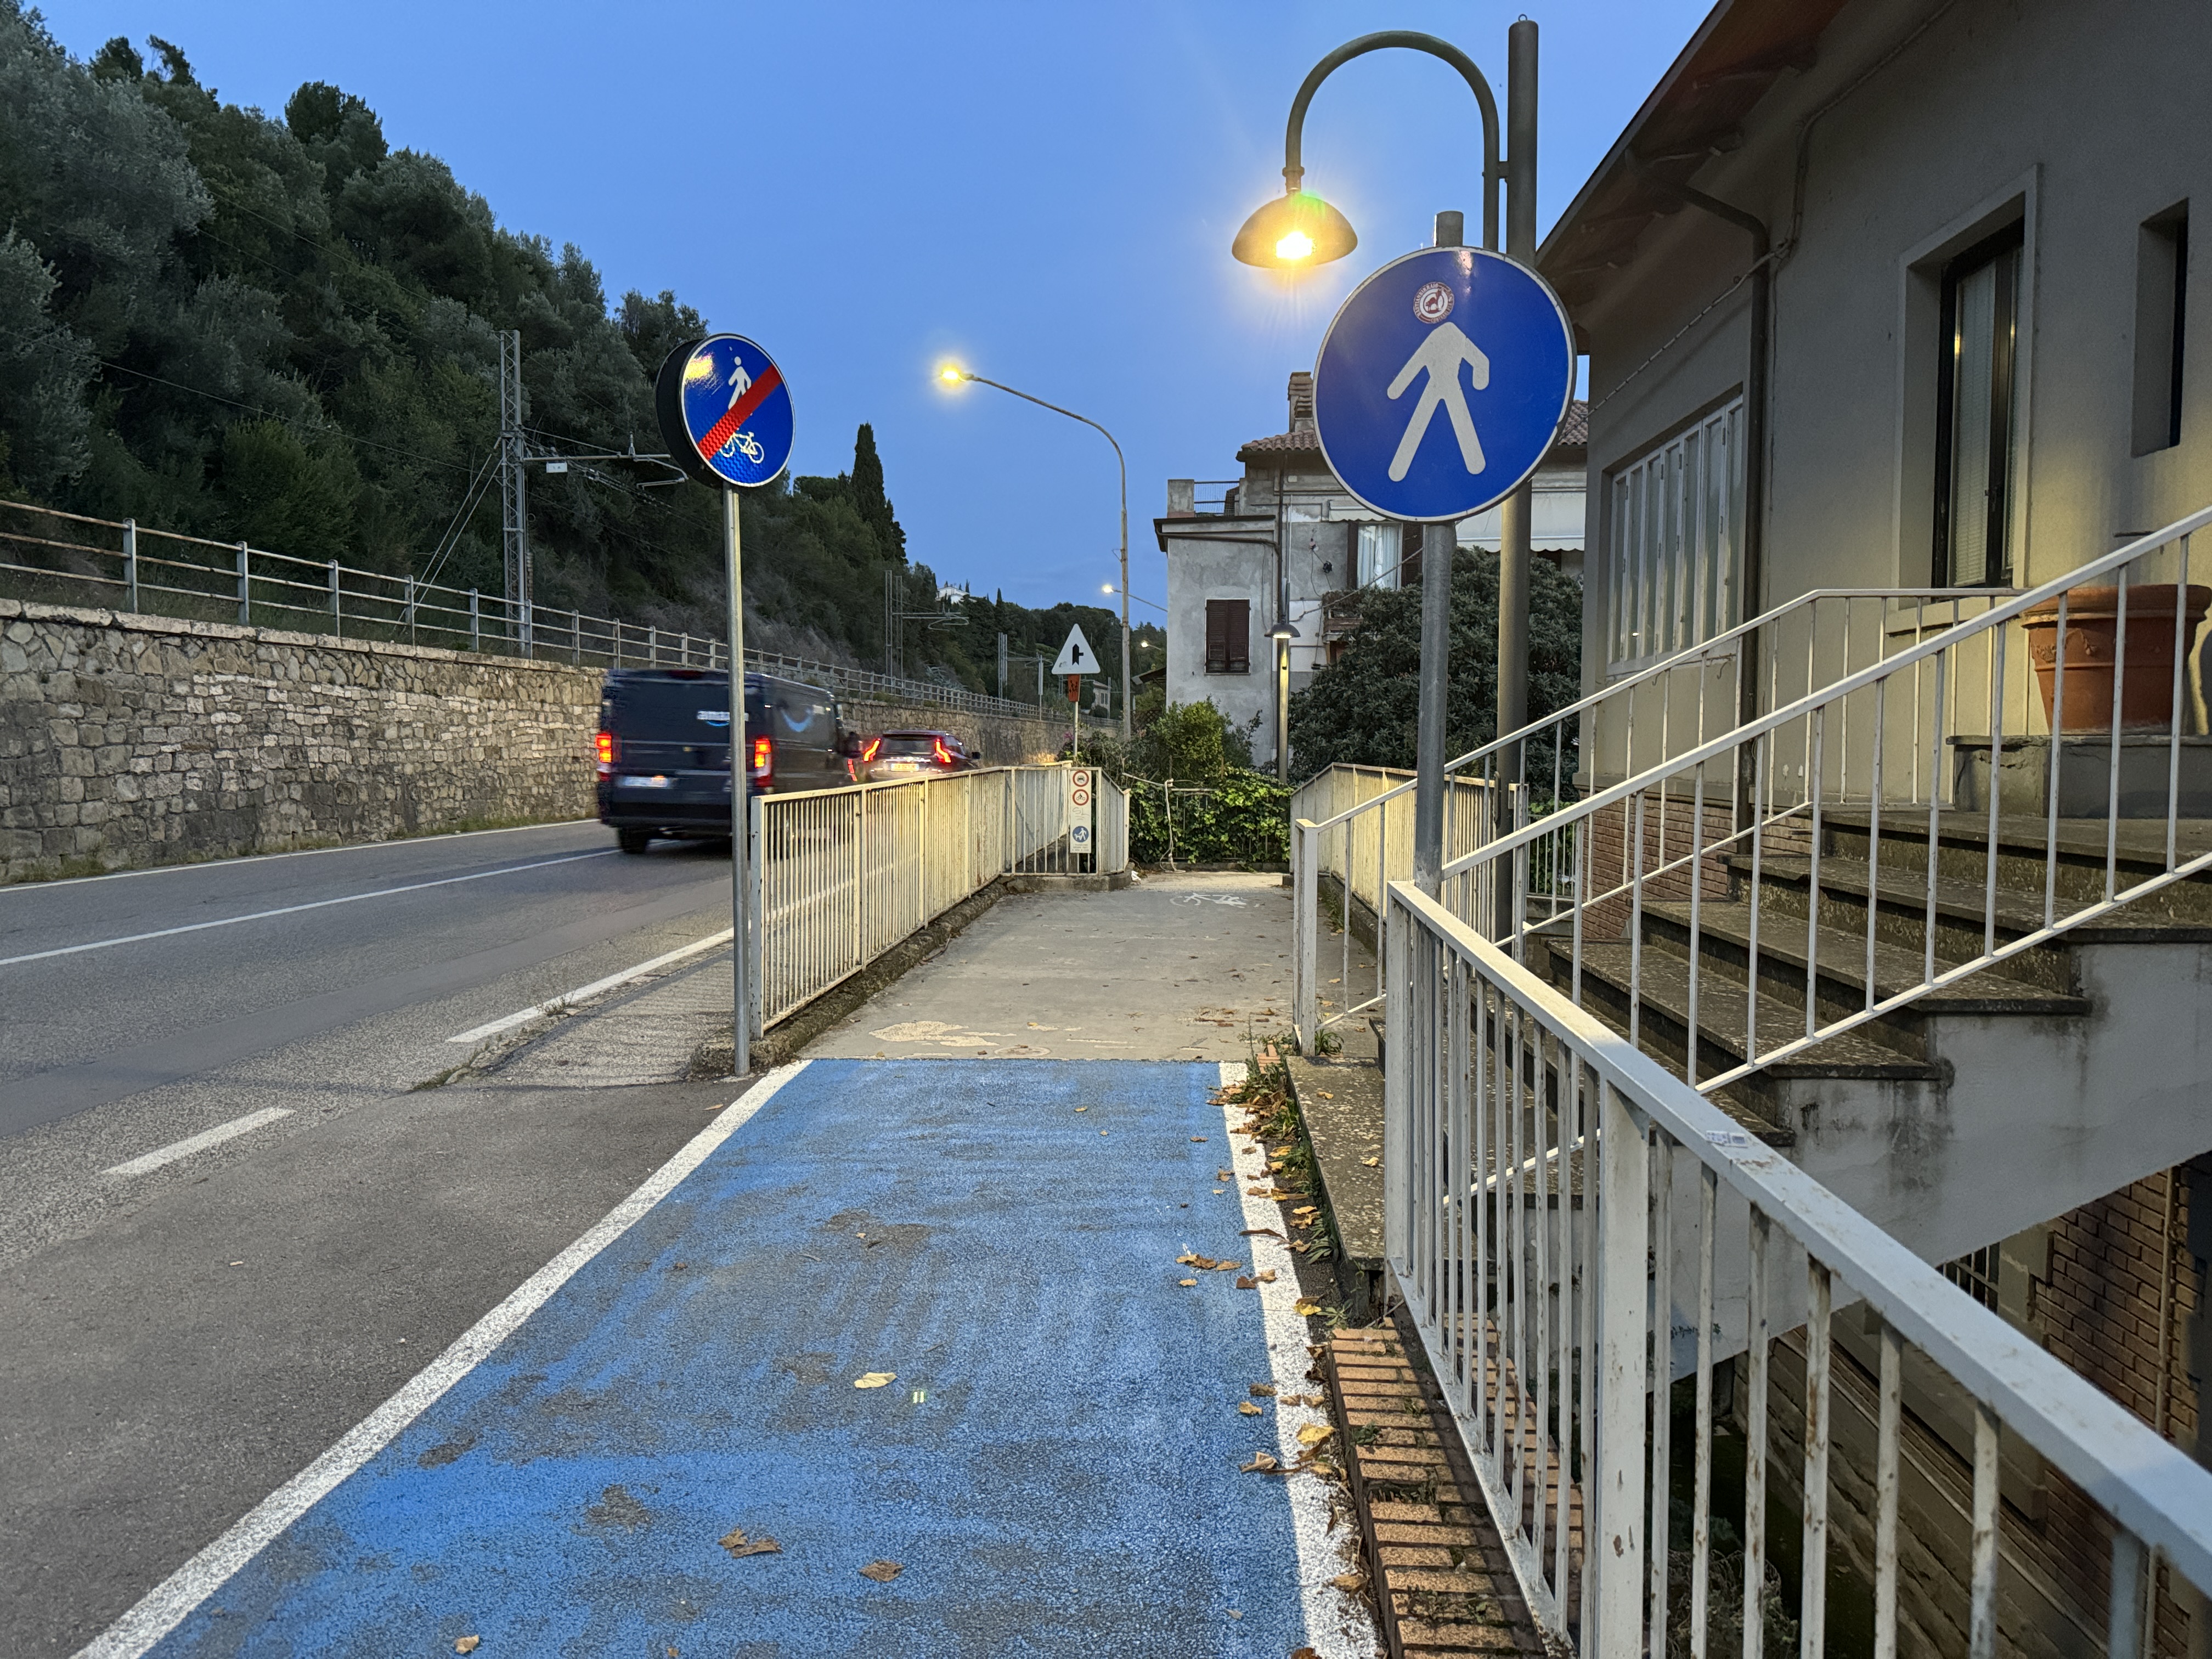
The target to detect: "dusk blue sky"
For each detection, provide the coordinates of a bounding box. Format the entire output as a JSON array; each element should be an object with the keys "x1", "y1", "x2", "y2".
[{"x1": 40, "y1": 2, "x2": 1709, "y2": 611}]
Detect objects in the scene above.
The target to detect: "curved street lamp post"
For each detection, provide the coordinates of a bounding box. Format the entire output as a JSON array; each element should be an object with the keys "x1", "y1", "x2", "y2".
[
  {"x1": 940, "y1": 369, "x2": 1131, "y2": 741},
  {"x1": 1232, "y1": 25, "x2": 1539, "y2": 904}
]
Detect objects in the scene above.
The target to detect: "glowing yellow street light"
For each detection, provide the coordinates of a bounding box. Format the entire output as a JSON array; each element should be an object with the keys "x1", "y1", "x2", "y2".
[
  {"x1": 939, "y1": 365, "x2": 969, "y2": 385},
  {"x1": 1230, "y1": 189, "x2": 1357, "y2": 269}
]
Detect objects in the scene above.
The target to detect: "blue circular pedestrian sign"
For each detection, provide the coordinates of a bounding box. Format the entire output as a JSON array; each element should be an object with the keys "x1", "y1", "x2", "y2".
[
  {"x1": 654, "y1": 334, "x2": 795, "y2": 489},
  {"x1": 1313, "y1": 247, "x2": 1574, "y2": 523}
]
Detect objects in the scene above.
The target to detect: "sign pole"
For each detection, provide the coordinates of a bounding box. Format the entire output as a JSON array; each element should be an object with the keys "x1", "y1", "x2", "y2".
[
  {"x1": 724, "y1": 485, "x2": 751, "y2": 1075},
  {"x1": 1495, "y1": 18, "x2": 1539, "y2": 936},
  {"x1": 1412, "y1": 208, "x2": 1465, "y2": 900}
]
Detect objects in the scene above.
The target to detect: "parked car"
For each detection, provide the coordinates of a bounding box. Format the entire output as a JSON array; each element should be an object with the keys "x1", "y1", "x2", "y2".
[
  {"x1": 595, "y1": 668, "x2": 858, "y2": 853},
  {"x1": 857, "y1": 729, "x2": 979, "y2": 781}
]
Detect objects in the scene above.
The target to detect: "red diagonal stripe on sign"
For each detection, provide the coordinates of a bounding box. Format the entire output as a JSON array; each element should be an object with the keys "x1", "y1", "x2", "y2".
[{"x1": 693, "y1": 362, "x2": 783, "y2": 461}]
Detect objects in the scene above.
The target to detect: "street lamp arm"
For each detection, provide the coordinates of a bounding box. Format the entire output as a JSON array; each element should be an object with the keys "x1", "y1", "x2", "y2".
[
  {"x1": 955, "y1": 371, "x2": 1134, "y2": 742},
  {"x1": 1282, "y1": 31, "x2": 1502, "y2": 249},
  {"x1": 1107, "y1": 587, "x2": 1168, "y2": 615}
]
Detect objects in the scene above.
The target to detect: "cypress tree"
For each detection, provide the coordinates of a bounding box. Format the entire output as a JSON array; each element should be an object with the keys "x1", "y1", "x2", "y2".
[{"x1": 850, "y1": 423, "x2": 906, "y2": 562}]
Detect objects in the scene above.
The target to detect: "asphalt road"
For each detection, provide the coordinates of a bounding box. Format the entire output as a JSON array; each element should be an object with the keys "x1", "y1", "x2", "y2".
[{"x1": 0, "y1": 821, "x2": 754, "y2": 1654}]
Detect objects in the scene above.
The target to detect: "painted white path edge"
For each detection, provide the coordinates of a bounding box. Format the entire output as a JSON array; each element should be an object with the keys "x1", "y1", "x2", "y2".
[
  {"x1": 446, "y1": 928, "x2": 732, "y2": 1045},
  {"x1": 1219, "y1": 1059, "x2": 1380, "y2": 1659},
  {"x1": 104, "y1": 1108, "x2": 293, "y2": 1178},
  {"x1": 74, "y1": 1060, "x2": 814, "y2": 1659}
]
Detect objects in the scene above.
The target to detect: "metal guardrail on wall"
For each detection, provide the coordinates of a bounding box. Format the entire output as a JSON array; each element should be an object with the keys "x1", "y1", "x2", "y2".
[
  {"x1": 0, "y1": 498, "x2": 1111, "y2": 729},
  {"x1": 1385, "y1": 879, "x2": 2212, "y2": 1655},
  {"x1": 751, "y1": 764, "x2": 1127, "y2": 1029}
]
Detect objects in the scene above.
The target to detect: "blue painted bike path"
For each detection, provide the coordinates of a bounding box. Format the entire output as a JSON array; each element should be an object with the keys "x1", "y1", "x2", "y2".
[{"x1": 124, "y1": 1058, "x2": 1355, "y2": 1658}]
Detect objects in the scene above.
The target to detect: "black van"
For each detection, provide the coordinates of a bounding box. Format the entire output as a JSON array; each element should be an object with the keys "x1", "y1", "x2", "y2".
[{"x1": 595, "y1": 669, "x2": 856, "y2": 853}]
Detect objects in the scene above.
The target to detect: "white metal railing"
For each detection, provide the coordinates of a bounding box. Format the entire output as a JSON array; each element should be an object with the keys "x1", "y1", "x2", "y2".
[
  {"x1": 1289, "y1": 765, "x2": 1498, "y2": 1042},
  {"x1": 1288, "y1": 586, "x2": 2023, "y2": 1048},
  {"x1": 750, "y1": 764, "x2": 1126, "y2": 1028},
  {"x1": 1386, "y1": 878, "x2": 2212, "y2": 1655},
  {"x1": 0, "y1": 498, "x2": 1108, "y2": 727},
  {"x1": 1458, "y1": 501, "x2": 2212, "y2": 1093}
]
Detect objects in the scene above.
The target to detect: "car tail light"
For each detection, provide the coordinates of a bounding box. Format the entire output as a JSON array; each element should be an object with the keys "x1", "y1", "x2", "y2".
[
  {"x1": 933, "y1": 738, "x2": 953, "y2": 766},
  {"x1": 595, "y1": 731, "x2": 617, "y2": 775},
  {"x1": 862, "y1": 737, "x2": 881, "y2": 762},
  {"x1": 751, "y1": 734, "x2": 773, "y2": 785}
]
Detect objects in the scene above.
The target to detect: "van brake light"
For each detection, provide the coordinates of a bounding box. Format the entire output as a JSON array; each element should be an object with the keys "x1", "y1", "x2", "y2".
[
  {"x1": 752, "y1": 735, "x2": 773, "y2": 779},
  {"x1": 595, "y1": 731, "x2": 616, "y2": 774}
]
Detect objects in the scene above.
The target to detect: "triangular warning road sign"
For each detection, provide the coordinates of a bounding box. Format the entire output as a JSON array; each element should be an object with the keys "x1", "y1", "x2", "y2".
[{"x1": 1051, "y1": 624, "x2": 1100, "y2": 676}]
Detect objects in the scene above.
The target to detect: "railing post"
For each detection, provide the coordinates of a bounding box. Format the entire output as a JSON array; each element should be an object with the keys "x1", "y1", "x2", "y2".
[
  {"x1": 329, "y1": 560, "x2": 341, "y2": 636},
  {"x1": 122, "y1": 518, "x2": 138, "y2": 612},
  {"x1": 236, "y1": 541, "x2": 250, "y2": 624},
  {"x1": 404, "y1": 575, "x2": 416, "y2": 644},
  {"x1": 1295, "y1": 819, "x2": 1320, "y2": 1046},
  {"x1": 572, "y1": 610, "x2": 582, "y2": 665},
  {"x1": 1593, "y1": 1083, "x2": 1651, "y2": 1652},
  {"x1": 469, "y1": 588, "x2": 479, "y2": 654},
  {"x1": 1383, "y1": 887, "x2": 1411, "y2": 1266},
  {"x1": 649, "y1": 624, "x2": 658, "y2": 666}
]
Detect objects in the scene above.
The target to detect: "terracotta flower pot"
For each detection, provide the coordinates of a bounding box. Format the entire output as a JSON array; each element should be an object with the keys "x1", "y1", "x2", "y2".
[{"x1": 2020, "y1": 583, "x2": 2211, "y2": 732}]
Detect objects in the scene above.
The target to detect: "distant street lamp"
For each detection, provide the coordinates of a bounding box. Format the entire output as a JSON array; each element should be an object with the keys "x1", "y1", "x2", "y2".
[
  {"x1": 1267, "y1": 616, "x2": 1300, "y2": 783},
  {"x1": 1103, "y1": 583, "x2": 1167, "y2": 615},
  {"x1": 939, "y1": 366, "x2": 1133, "y2": 742},
  {"x1": 1230, "y1": 25, "x2": 1537, "y2": 907}
]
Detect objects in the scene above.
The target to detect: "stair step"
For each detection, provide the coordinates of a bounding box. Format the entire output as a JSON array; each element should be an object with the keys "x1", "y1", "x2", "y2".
[
  {"x1": 1726, "y1": 854, "x2": 2212, "y2": 945},
  {"x1": 1639, "y1": 899, "x2": 2090, "y2": 1017},
  {"x1": 1824, "y1": 808, "x2": 2212, "y2": 873},
  {"x1": 1550, "y1": 982, "x2": 1798, "y2": 1148},
  {"x1": 1564, "y1": 941, "x2": 1941, "y2": 1083}
]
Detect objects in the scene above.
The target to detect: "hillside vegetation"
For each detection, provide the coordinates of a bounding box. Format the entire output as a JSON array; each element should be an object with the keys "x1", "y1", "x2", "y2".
[{"x1": 0, "y1": 5, "x2": 1142, "y2": 695}]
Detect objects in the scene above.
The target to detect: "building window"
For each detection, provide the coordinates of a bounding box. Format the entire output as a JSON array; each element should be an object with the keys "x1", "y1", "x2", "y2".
[
  {"x1": 2134, "y1": 204, "x2": 2189, "y2": 456},
  {"x1": 1606, "y1": 399, "x2": 1743, "y2": 668},
  {"x1": 1355, "y1": 523, "x2": 1398, "y2": 589},
  {"x1": 1943, "y1": 1244, "x2": 2001, "y2": 1312},
  {"x1": 1934, "y1": 226, "x2": 2024, "y2": 585},
  {"x1": 1205, "y1": 599, "x2": 1250, "y2": 674}
]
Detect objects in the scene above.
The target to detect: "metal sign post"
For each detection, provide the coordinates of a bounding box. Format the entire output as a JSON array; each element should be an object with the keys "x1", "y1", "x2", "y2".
[{"x1": 656, "y1": 333, "x2": 797, "y2": 1077}]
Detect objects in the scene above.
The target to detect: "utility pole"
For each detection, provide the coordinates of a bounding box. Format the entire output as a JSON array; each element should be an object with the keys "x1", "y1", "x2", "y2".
[
  {"x1": 997, "y1": 631, "x2": 1008, "y2": 701},
  {"x1": 497, "y1": 330, "x2": 532, "y2": 651}
]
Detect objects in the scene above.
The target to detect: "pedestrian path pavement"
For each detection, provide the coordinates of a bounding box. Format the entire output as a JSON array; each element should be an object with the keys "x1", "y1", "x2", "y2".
[{"x1": 88, "y1": 1057, "x2": 1376, "y2": 1658}]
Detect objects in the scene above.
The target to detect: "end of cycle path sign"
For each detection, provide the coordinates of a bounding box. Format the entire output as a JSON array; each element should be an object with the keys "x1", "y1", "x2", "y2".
[
  {"x1": 1312, "y1": 246, "x2": 1574, "y2": 523},
  {"x1": 655, "y1": 334, "x2": 795, "y2": 489}
]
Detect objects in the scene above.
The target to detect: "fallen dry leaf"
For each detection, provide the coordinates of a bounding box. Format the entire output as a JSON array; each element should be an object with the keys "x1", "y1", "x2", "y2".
[
  {"x1": 1297, "y1": 1423, "x2": 1336, "y2": 1448},
  {"x1": 719, "y1": 1527, "x2": 782, "y2": 1559},
  {"x1": 1292, "y1": 1205, "x2": 1319, "y2": 1217},
  {"x1": 859, "y1": 1560, "x2": 903, "y2": 1582},
  {"x1": 1251, "y1": 1268, "x2": 1277, "y2": 1283},
  {"x1": 1074, "y1": 1106, "x2": 1087, "y2": 1112},
  {"x1": 1240, "y1": 1227, "x2": 1282, "y2": 1239},
  {"x1": 853, "y1": 1372, "x2": 896, "y2": 1390},
  {"x1": 1361, "y1": 1155, "x2": 1380, "y2": 1167},
  {"x1": 1331, "y1": 1572, "x2": 1364, "y2": 1593},
  {"x1": 454, "y1": 1641, "x2": 479, "y2": 1656},
  {"x1": 1234, "y1": 1276, "x2": 1257, "y2": 1290},
  {"x1": 1294, "y1": 1299, "x2": 1324, "y2": 1317},
  {"x1": 1190, "y1": 1136, "x2": 1207, "y2": 1143},
  {"x1": 1178, "y1": 1278, "x2": 1198, "y2": 1287},
  {"x1": 1237, "y1": 1401, "x2": 1263, "y2": 1416},
  {"x1": 1240, "y1": 1451, "x2": 1280, "y2": 1474},
  {"x1": 1250, "y1": 1382, "x2": 1277, "y2": 1397},
  {"x1": 1211, "y1": 1260, "x2": 1241, "y2": 1273},
  {"x1": 1299, "y1": 1646, "x2": 1327, "y2": 1659}
]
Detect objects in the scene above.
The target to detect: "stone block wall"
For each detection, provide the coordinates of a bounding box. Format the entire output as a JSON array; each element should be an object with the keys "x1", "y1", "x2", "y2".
[
  {"x1": 0, "y1": 599, "x2": 602, "y2": 883},
  {"x1": 0, "y1": 599, "x2": 1087, "y2": 883}
]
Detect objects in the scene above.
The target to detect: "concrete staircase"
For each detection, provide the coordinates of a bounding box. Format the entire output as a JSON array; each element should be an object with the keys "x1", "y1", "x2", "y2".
[{"x1": 1536, "y1": 810, "x2": 2212, "y2": 1278}]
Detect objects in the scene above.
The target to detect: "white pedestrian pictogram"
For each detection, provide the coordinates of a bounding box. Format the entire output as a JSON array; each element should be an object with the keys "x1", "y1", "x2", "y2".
[{"x1": 1385, "y1": 321, "x2": 1489, "y2": 482}]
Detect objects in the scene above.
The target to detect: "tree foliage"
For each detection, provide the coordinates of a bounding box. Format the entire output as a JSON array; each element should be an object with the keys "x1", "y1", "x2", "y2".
[
  {"x1": 1288, "y1": 550, "x2": 1583, "y2": 792},
  {"x1": 0, "y1": 7, "x2": 1108, "y2": 691}
]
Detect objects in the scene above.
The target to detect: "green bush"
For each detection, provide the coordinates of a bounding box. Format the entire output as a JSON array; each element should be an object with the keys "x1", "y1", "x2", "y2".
[{"x1": 1072, "y1": 699, "x2": 1286, "y2": 866}]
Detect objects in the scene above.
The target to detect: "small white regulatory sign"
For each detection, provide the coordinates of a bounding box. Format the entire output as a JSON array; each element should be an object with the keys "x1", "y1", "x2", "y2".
[
  {"x1": 1051, "y1": 624, "x2": 1100, "y2": 676},
  {"x1": 1067, "y1": 764, "x2": 1093, "y2": 848}
]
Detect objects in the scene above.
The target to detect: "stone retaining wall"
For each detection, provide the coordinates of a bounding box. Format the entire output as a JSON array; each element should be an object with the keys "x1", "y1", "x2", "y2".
[{"x1": 0, "y1": 599, "x2": 1080, "y2": 883}]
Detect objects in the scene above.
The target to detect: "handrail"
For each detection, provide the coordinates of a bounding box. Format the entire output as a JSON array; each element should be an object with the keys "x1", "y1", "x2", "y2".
[
  {"x1": 1443, "y1": 500, "x2": 2212, "y2": 883},
  {"x1": 1299, "y1": 585, "x2": 2013, "y2": 834},
  {"x1": 1387, "y1": 878, "x2": 2212, "y2": 1650}
]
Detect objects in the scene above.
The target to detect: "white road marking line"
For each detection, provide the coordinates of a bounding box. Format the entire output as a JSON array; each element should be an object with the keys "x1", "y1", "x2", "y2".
[
  {"x1": 0, "y1": 850, "x2": 616, "y2": 969},
  {"x1": 104, "y1": 1108, "x2": 295, "y2": 1178},
  {"x1": 0, "y1": 818, "x2": 599, "y2": 896},
  {"x1": 1220, "y1": 1059, "x2": 1379, "y2": 1659},
  {"x1": 445, "y1": 929, "x2": 733, "y2": 1044},
  {"x1": 75, "y1": 1058, "x2": 813, "y2": 1659}
]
